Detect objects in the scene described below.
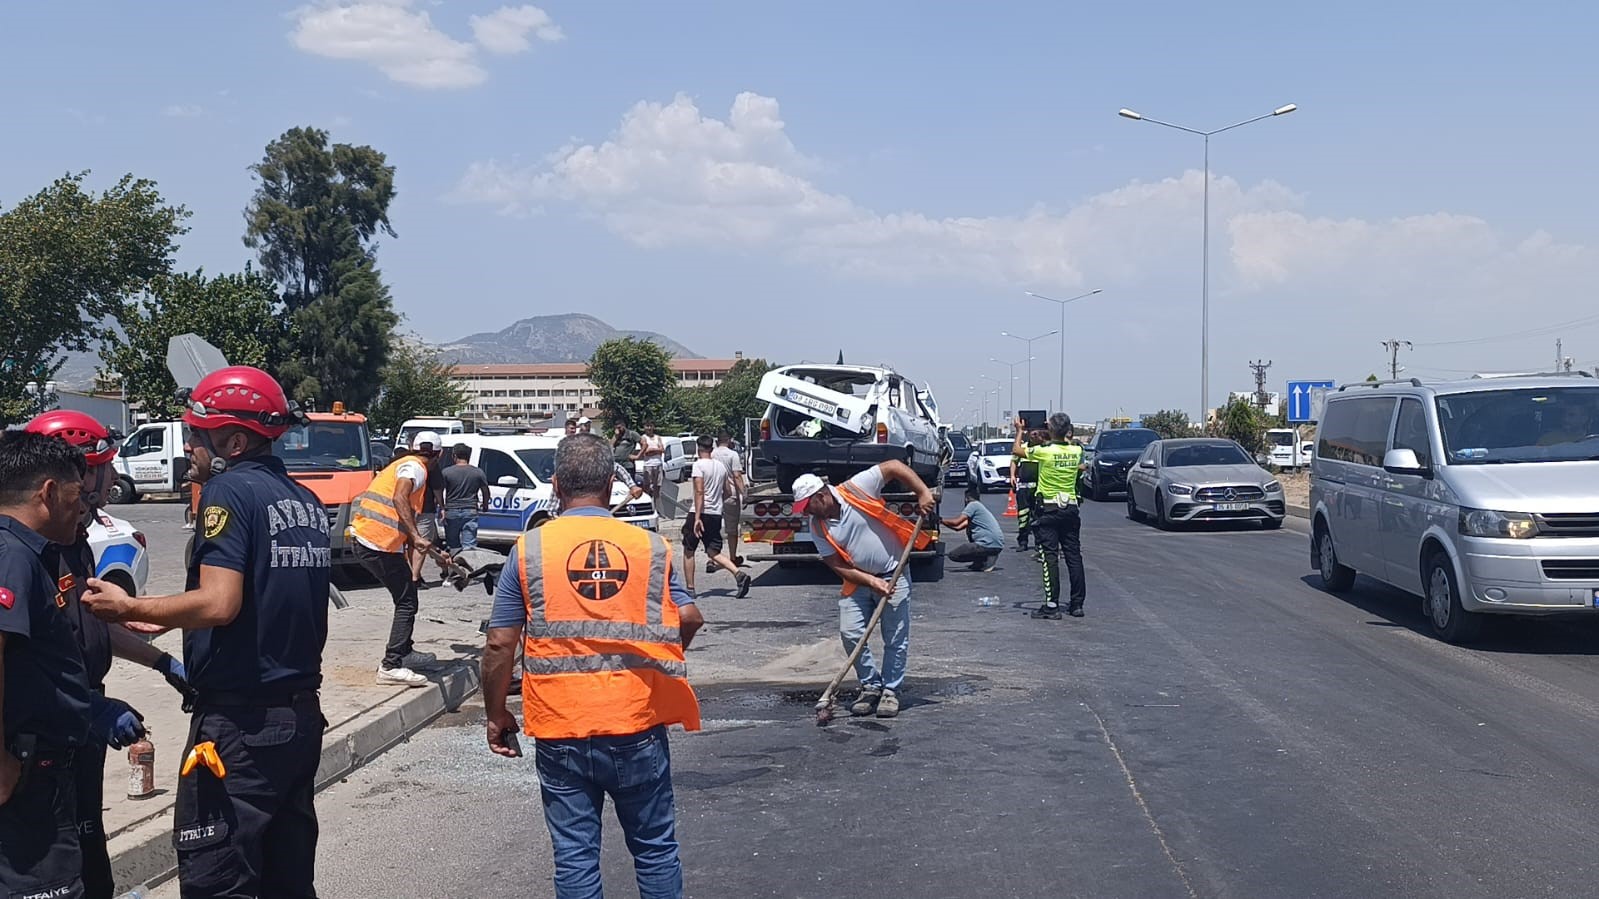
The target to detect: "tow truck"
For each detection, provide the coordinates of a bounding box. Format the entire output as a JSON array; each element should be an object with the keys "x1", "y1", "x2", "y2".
[{"x1": 272, "y1": 402, "x2": 376, "y2": 571}]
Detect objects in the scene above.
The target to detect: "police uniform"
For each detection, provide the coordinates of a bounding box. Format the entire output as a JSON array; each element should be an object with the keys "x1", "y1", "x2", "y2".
[
  {"x1": 1014, "y1": 454, "x2": 1039, "y2": 550},
  {"x1": 58, "y1": 532, "x2": 116, "y2": 898},
  {"x1": 1019, "y1": 441, "x2": 1087, "y2": 616},
  {"x1": 0, "y1": 515, "x2": 95, "y2": 898},
  {"x1": 176, "y1": 457, "x2": 330, "y2": 898}
]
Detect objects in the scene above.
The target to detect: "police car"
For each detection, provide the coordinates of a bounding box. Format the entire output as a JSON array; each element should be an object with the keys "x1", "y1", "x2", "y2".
[
  {"x1": 87, "y1": 510, "x2": 149, "y2": 596},
  {"x1": 452, "y1": 435, "x2": 660, "y2": 547}
]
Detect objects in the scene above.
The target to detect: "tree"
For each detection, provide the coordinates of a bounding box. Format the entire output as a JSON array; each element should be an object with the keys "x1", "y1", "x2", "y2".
[
  {"x1": 1141, "y1": 409, "x2": 1192, "y2": 440},
  {"x1": 244, "y1": 129, "x2": 399, "y2": 411},
  {"x1": 367, "y1": 337, "x2": 471, "y2": 436},
  {"x1": 708, "y1": 357, "x2": 776, "y2": 436},
  {"x1": 1366, "y1": 373, "x2": 1380, "y2": 382},
  {"x1": 274, "y1": 225, "x2": 398, "y2": 410},
  {"x1": 0, "y1": 172, "x2": 188, "y2": 422},
  {"x1": 1217, "y1": 397, "x2": 1268, "y2": 458},
  {"x1": 104, "y1": 268, "x2": 281, "y2": 419},
  {"x1": 665, "y1": 386, "x2": 720, "y2": 436},
  {"x1": 588, "y1": 338, "x2": 675, "y2": 429}
]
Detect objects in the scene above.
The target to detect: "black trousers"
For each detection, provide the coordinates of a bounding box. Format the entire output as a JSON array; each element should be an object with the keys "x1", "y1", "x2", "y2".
[
  {"x1": 355, "y1": 542, "x2": 419, "y2": 669},
  {"x1": 0, "y1": 751, "x2": 82, "y2": 898},
  {"x1": 76, "y1": 742, "x2": 112, "y2": 899},
  {"x1": 1015, "y1": 487, "x2": 1035, "y2": 545},
  {"x1": 1034, "y1": 505, "x2": 1086, "y2": 609},
  {"x1": 948, "y1": 542, "x2": 1001, "y2": 569},
  {"x1": 174, "y1": 697, "x2": 325, "y2": 899}
]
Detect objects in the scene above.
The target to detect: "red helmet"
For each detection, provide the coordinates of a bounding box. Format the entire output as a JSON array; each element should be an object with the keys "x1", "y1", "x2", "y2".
[
  {"x1": 24, "y1": 410, "x2": 121, "y2": 466},
  {"x1": 181, "y1": 366, "x2": 297, "y2": 439}
]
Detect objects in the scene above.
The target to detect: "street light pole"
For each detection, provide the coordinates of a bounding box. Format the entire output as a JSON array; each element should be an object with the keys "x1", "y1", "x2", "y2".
[
  {"x1": 1118, "y1": 103, "x2": 1297, "y2": 424},
  {"x1": 1001, "y1": 328, "x2": 1058, "y2": 409},
  {"x1": 990, "y1": 358, "x2": 1027, "y2": 422},
  {"x1": 1025, "y1": 289, "x2": 1103, "y2": 411}
]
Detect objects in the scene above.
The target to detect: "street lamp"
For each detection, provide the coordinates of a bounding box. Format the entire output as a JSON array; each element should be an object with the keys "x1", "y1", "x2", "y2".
[
  {"x1": 978, "y1": 375, "x2": 1004, "y2": 437},
  {"x1": 1001, "y1": 328, "x2": 1058, "y2": 409},
  {"x1": 1118, "y1": 102, "x2": 1297, "y2": 422},
  {"x1": 1025, "y1": 289, "x2": 1103, "y2": 411},
  {"x1": 989, "y1": 358, "x2": 1028, "y2": 423}
]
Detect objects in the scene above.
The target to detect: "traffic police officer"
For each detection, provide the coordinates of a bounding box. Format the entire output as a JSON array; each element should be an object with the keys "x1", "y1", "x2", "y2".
[
  {"x1": 25, "y1": 410, "x2": 193, "y2": 898},
  {"x1": 84, "y1": 365, "x2": 330, "y2": 899},
  {"x1": 1012, "y1": 429, "x2": 1045, "y2": 553},
  {"x1": 1013, "y1": 414, "x2": 1087, "y2": 619},
  {"x1": 0, "y1": 430, "x2": 96, "y2": 896}
]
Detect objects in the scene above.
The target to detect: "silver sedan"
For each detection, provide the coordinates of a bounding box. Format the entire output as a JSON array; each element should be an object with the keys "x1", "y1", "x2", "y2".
[{"x1": 1125, "y1": 438, "x2": 1286, "y2": 529}]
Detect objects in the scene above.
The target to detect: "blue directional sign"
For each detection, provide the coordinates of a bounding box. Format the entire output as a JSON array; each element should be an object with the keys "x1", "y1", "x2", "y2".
[{"x1": 1287, "y1": 380, "x2": 1335, "y2": 422}]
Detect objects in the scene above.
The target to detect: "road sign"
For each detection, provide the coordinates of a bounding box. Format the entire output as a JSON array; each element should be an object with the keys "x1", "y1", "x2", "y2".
[{"x1": 1287, "y1": 380, "x2": 1336, "y2": 422}]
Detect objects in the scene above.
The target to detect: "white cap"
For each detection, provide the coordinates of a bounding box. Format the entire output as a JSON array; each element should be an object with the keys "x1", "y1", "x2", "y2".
[
  {"x1": 411, "y1": 430, "x2": 442, "y2": 450},
  {"x1": 792, "y1": 474, "x2": 827, "y2": 513},
  {"x1": 577, "y1": 416, "x2": 591, "y2": 425}
]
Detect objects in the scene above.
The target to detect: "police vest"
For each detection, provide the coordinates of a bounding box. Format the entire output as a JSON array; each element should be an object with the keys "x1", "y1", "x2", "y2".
[
  {"x1": 514, "y1": 516, "x2": 701, "y2": 740},
  {"x1": 812, "y1": 482, "x2": 933, "y2": 597},
  {"x1": 350, "y1": 458, "x2": 427, "y2": 553}
]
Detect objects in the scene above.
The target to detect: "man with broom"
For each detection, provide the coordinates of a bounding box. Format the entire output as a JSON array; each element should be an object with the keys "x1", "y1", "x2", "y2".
[{"x1": 794, "y1": 460, "x2": 935, "y2": 719}]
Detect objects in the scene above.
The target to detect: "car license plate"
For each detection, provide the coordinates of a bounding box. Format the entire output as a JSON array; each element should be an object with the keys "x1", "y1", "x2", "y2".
[
  {"x1": 784, "y1": 389, "x2": 836, "y2": 417},
  {"x1": 630, "y1": 519, "x2": 655, "y2": 531},
  {"x1": 1214, "y1": 503, "x2": 1247, "y2": 512}
]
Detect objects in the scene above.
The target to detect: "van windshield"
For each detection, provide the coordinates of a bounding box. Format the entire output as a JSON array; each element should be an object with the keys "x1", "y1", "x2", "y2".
[
  {"x1": 1436, "y1": 387, "x2": 1599, "y2": 464},
  {"x1": 274, "y1": 422, "x2": 370, "y2": 471}
]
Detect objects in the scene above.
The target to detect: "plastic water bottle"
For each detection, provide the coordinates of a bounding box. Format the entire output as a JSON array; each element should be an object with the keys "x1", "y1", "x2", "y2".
[
  {"x1": 976, "y1": 596, "x2": 999, "y2": 607},
  {"x1": 115, "y1": 887, "x2": 150, "y2": 899}
]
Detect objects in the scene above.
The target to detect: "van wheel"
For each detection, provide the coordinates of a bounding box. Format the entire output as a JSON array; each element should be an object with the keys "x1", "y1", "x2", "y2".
[
  {"x1": 1425, "y1": 552, "x2": 1483, "y2": 644},
  {"x1": 108, "y1": 477, "x2": 136, "y2": 505},
  {"x1": 1316, "y1": 527, "x2": 1356, "y2": 592},
  {"x1": 776, "y1": 464, "x2": 800, "y2": 494}
]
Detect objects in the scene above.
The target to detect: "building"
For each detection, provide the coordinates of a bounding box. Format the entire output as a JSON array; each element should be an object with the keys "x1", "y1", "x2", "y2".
[{"x1": 452, "y1": 356, "x2": 744, "y2": 423}]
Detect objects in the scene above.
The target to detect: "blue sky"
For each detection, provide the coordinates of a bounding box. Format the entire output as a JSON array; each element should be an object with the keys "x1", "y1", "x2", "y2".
[{"x1": 5, "y1": 1, "x2": 1597, "y2": 422}]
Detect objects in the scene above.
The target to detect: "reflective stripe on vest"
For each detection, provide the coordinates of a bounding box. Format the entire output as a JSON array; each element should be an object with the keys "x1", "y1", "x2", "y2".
[
  {"x1": 350, "y1": 458, "x2": 427, "y2": 552},
  {"x1": 513, "y1": 515, "x2": 700, "y2": 740},
  {"x1": 812, "y1": 481, "x2": 931, "y2": 597}
]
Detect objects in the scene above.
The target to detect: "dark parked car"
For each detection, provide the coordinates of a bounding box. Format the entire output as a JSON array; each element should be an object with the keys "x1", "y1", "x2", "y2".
[
  {"x1": 370, "y1": 440, "x2": 395, "y2": 469},
  {"x1": 944, "y1": 432, "x2": 973, "y2": 485},
  {"x1": 1080, "y1": 427, "x2": 1160, "y2": 500}
]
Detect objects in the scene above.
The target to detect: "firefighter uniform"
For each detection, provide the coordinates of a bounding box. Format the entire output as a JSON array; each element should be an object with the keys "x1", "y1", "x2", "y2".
[
  {"x1": 0, "y1": 515, "x2": 95, "y2": 898},
  {"x1": 59, "y1": 534, "x2": 117, "y2": 897},
  {"x1": 175, "y1": 457, "x2": 331, "y2": 898}
]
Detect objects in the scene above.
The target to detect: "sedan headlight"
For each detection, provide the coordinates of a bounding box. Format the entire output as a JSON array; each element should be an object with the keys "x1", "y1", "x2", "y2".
[
  {"x1": 1166, "y1": 484, "x2": 1193, "y2": 496},
  {"x1": 1265, "y1": 480, "x2": 1283, "y2": 493},
  {"x1": 1459, "y1": 509, "x2": 1538, "y2": 539}
]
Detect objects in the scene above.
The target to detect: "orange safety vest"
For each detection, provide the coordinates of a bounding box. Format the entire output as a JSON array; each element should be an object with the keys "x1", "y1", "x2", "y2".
[
  {"x1": 514, "y1": 515, "x2": 701, "y2": 740},
  {"x1": 350, "y1": 457, "x2": 427, "y2": 553},
  {"x1": 812, "y1": 482, "x2": 933, "y2": 596}
]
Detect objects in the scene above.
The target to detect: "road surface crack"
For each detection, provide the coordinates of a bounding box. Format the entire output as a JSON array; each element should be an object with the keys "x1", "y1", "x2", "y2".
[{"x1": 1083, "y1": 701, "x2": 1199, "y2": 899}]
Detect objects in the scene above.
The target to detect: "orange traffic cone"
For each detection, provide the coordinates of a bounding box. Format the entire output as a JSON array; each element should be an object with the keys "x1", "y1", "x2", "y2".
[{"x1": 1003, "y1": 490, "x2": 1018, "y2": 518}]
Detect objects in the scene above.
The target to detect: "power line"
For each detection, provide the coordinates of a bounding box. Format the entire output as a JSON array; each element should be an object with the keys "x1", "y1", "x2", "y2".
[{"x1": 1415, "y1": 309, "x2": 1599, "y2": 348}]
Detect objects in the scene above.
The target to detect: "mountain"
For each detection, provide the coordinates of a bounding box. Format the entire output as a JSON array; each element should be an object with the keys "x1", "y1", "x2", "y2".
[{"x1": 434, "y1": 313, "x2": 700, "y2": 364}]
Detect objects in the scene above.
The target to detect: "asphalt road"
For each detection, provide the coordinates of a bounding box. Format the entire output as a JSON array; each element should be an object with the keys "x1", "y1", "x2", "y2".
[{"x1": 144, "y1": 491, "x2": 1599, "y2": 898}]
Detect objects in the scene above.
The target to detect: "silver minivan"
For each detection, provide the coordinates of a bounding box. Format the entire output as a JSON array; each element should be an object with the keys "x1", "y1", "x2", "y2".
[{"x1": 1310, "y1": 373, "x2": 1599, "y2": 643}]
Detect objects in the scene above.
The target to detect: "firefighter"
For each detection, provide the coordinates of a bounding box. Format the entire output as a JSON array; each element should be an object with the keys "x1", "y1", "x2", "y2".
[
  {"x1": 24, "y1": 410, "x2": 192, "y2": 898},
  {"x1": 84, "y1": 365, "x2": 331, "y2": 898}
]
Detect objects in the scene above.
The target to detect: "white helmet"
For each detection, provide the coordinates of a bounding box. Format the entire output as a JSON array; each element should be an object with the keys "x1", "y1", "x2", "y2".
[{"x1": 411, "y1": 430, "x2": 442, "y2": 451}]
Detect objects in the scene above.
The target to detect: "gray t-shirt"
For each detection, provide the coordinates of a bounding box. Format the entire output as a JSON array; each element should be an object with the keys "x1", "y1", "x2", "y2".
[
  {"x1": 811, "y1": 467, "x2": 905, "y2": 576},
  {"x1": 441, "y1": 462, "x2": 489, "y2": 511},
  {"x1": 691, "y1": 456, "x2": 730, "y2": 516},
  {"x1": 712, "y1": 446, "x2": 743, "y2": 500},
  {"x1": 963, "y1": 500, "x2": 1004, "y2": 550}
]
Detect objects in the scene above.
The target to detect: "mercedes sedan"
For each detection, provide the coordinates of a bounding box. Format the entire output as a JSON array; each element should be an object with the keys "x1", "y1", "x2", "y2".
[{"x1": 1125, "y1": 438, "x2": 1285, "y2": 529}]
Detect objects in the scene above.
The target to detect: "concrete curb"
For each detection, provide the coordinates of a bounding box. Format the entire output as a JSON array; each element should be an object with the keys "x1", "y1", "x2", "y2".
[
  {"x1": 109, "y1": 664, "x2": 481, "y2": 894},
  {"x1": 1288, "y1": 503, "x2": 1309, "y2": 519}
]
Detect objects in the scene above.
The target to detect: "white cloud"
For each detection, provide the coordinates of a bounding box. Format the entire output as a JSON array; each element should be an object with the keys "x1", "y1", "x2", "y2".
[
  {"x1": 470, "y1": 5, "x2": 563, "y2": 54},
  {"x1": 162, "y1": 104, "x2": 204, "y2": 118},
  {"x1": 290, "y1": 1, "x2": 560, "y2": 89}
]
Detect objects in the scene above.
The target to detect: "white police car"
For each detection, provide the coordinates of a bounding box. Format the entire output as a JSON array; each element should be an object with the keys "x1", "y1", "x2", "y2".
[{"x1": 88, "y1": 510, "x2": 149, "y2": 596}]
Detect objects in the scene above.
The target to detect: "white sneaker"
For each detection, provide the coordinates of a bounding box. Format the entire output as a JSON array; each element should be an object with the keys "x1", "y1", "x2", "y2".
[
  {"x1": 400, "y1": 651, "x2": 439, "y2": 669},
  {"x1": 376, "y1": 665, "x2": 429, "y2": 688}
]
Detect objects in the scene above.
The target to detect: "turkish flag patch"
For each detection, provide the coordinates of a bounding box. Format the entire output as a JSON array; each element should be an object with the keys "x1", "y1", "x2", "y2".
[{"x1": 0, "y1": 588, "x2": 13, "y2": 610}]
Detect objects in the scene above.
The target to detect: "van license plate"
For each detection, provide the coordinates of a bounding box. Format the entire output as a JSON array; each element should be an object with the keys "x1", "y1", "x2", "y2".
[
  {"x1": 1214, "y1": 503, "x2": 1247, "y2": 512},
  {"x1": 785, "y1": 390, "x2": 836, "y2": 417}
]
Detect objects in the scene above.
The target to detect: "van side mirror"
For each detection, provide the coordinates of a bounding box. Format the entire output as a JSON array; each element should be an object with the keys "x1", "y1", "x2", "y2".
[
  {"x1": 497, "y1": 475, "x2": 521, "y2": 488},
  {"x1": 1383, "y1": 448, "x2": 1429, "y2": 477}
]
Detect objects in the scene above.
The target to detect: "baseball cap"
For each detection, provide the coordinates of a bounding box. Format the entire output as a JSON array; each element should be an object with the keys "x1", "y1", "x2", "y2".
[
  {"x1": 411, "y1": 430, "x2": 442, "y2": 451},
  {"x1": 577, "y1": 416, "x2": 591, "y2": 425},
  {"x1": 791, "y1": 474, "x2": 827, "y2": 513}
]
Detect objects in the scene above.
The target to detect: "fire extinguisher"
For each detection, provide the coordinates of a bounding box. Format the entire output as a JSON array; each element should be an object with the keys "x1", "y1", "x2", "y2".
[{"x1": 127, "y1": 729, "x2": 156, "y2": 799}]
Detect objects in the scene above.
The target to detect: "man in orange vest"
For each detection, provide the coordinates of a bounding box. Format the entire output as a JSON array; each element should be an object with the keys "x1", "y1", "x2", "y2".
[
  {"x1": 481, "y1": 433, "x2": 704, "y2": 899},
  {"x1": 794, "y1": 460, "x2": 935, "y2": 719},
  {"x1": 351, "y1": 431, "x2": 442, "y2": 687}
]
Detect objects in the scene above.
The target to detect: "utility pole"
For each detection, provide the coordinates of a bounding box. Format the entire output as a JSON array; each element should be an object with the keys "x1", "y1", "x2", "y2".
[
  {"x1": 1380, "y1": 339, "x2": 1412, "y2": 380},
  {"x1": 1248, "y1": 359, "x2": 1273, "y2": 413}
]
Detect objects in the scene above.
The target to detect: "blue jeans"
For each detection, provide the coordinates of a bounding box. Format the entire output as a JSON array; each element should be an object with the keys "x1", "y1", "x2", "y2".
[
  {"x1": 535, "y1": 725, "x2": 683, "y2": 899},
  {"x1": 839, "y1": 575, "x2": 911, "y2": 690},
  {"x1": 443, "y1": 509, "x2": 479, "y2": 550}
]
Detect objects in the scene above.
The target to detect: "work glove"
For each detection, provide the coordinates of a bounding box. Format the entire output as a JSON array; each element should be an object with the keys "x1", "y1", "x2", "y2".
[
  {"x1": 154, "y1": 652, "x2": 196, "y2": 704},
  {"x1": 88, "y1": 696, "x2": 146, "y2": 749}
]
